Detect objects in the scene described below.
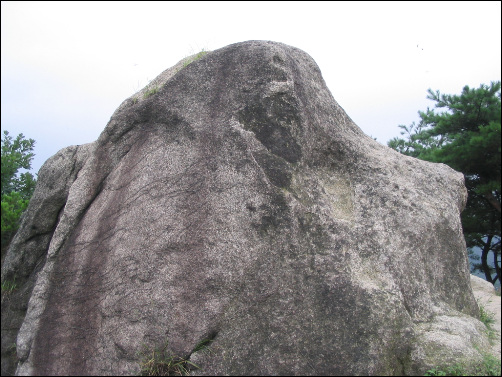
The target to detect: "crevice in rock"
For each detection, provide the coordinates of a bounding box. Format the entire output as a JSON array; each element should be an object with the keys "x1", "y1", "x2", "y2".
[
  {"x1": 24, "y1": 229, "x2": 56, "y2": 244},
  {"x1": 400, "y1": 287, "x2": 413, "y2": 318}
]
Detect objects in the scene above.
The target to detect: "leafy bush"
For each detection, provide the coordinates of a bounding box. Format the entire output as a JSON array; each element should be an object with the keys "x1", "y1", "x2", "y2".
[{"x1": 1, "y1": 130, "x2": 36, "y2": 253}]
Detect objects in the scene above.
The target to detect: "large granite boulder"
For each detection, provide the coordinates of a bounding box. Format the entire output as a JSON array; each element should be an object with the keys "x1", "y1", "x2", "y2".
[{"x1": 1, "y1": 41, "x2": 493, "y2": 375}]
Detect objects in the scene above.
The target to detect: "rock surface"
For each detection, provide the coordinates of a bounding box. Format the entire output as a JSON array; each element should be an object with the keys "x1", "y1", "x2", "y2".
[
  {"x1": 0, "y1": 41, "x2": 494, "y2": 375},
  {"x1": 470, "y1": 275, "x2": 501, "y2": 358}
]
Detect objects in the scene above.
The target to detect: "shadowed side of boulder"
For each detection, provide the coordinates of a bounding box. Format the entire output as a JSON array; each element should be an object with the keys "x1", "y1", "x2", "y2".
[{"x1": 1, "y1": 143, "x2": 94, "y2": 376}]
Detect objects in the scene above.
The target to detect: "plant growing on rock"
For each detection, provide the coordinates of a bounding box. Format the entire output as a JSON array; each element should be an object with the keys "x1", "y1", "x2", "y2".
[
  {"x1": 143, "y1": 85, "x2": 160, "y2": 99},
  {"x1": 182, "y1": 48, "x2": 208, "y2": 68},
  {"x1": 424, "y1": 351, "x2": 501, "y2": 376},
  {"x1": 138, "y1": 342, "x2": 199, "y2": 376}
]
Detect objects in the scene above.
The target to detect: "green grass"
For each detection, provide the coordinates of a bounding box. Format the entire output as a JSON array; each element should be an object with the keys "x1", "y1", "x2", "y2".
[
  {"x1": 1, "y1": 279, "x2": 17, "y2": 296},
  {"x1": 477, "y1": 300, "x2": 498, "y2": 344},
  {"x1": 182, "y1": 48, "x2": 209, "y2": 69},
  {"x1": 424, "y1": 352, "x2": 501, "y2": 376},
  {"x1": 140, "y1": 48, "x2": 209, "y2": 100},
  {"x1": 138, "y1": 341, "x2": 199, "y2": 376},
  {"x1": 480, "y1": 353, "x2": 502, "y2": 376},
  {"x1": 424, "y1": 363, "x2": 464, "y2": 376},
  {"x1": 191, "y1": 337, "x2": 214, "y2": 354},
  {"x1": 479, "y1": 303, "x2": 495, "y2": 328},
  {"x1": 137, "y1": 334, "x2": 217, "y2": 376},
  {"x1": 174, "y1": 48, "x2": 210, "y2": 74},
  {"x1": 424, "y1": 300, "x2": 500, "y2": 376},
  {"x1": 143, "y1": 86, "x2": 160, "y2": 99}
]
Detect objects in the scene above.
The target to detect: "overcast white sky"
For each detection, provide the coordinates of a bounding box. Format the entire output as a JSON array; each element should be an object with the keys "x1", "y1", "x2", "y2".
[{"x1": 2, "y1": 1, "x2": 501, "y2": 174}]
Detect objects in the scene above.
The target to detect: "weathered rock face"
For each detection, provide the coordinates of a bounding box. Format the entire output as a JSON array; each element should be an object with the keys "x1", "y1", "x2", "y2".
[{"x1": 1, "y1": 41, "x2": 492, "y2": 375}]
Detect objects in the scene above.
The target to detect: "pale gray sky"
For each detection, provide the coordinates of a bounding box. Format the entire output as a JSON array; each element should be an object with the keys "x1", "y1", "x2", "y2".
[{"x1": 2, "y1": 1, "x2": 501, "y2": 174}]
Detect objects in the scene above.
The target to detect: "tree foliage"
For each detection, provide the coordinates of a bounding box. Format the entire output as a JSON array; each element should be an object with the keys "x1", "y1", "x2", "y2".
[
  {"x1": 1, "y1": 130, "x2": 37, "y2": 255},
  {"x1": 388, "y1": 81, "x2": 501, "y2": 286}
]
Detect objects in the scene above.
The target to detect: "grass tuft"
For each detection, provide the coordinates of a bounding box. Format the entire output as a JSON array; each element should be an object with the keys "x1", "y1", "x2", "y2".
[
  {"x1": 424, "y1": 350, "x2": 501, "y2": 376},
  {"x1": 476, "y1": 300, "x2": 498, "y2": 343},
  {"x1": 138, "y1": 342, "x2": 199, "y2": 376},
  {"x1": 192, "y1": 337, "x2": 214, "y2": 354},
  {"x1": 424, "y1": 363, "x2": 464, "y2": 376},
  {"x1": 1, "y1": 279, "x2": 18, "y2": 298},
  {"x1": 143, "y1": 86, "x2": 160, "y2": 99},
  {"x1": 479, "y1": 303, "x2": 495, "y2": 327},
  {"x1": 182, "y1": 48, "x2": 209, "y2": 69}
]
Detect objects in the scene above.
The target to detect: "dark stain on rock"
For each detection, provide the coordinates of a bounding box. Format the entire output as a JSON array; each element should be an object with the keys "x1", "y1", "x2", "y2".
[
  {"x1": 238, "y1": 93, "x2": 302, "y2": 164},
  {"x1": 253, "y1": 149, "x2": 292, "y2": 189}
]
